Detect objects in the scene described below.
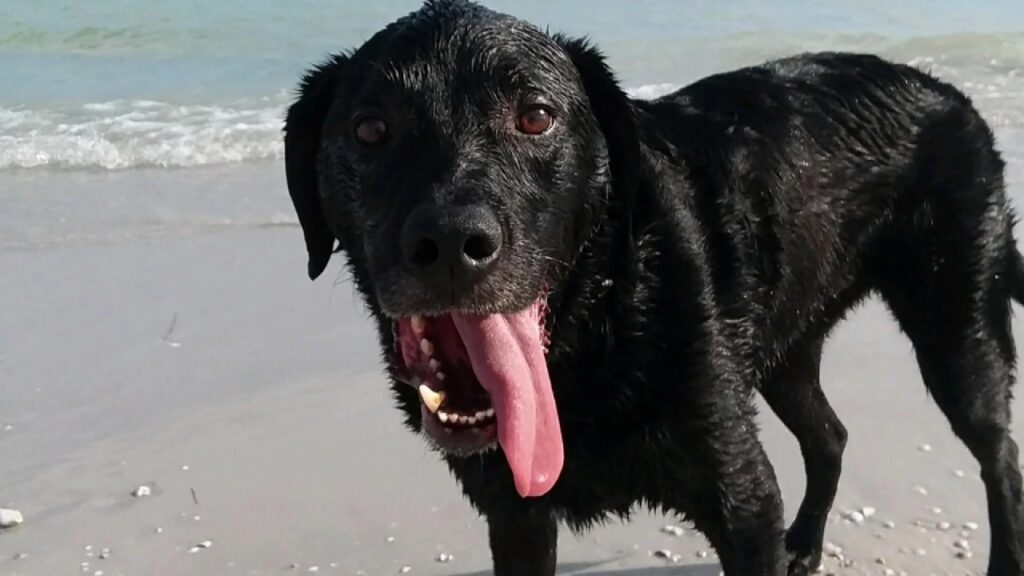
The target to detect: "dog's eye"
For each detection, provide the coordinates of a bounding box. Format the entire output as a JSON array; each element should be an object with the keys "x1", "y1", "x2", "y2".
[
  {"x1": 516, "y1": 106, "x2": 554, "y2": 135},
  {"x1": 354, "y1": 116, "x2": 389, "y2": 145}
]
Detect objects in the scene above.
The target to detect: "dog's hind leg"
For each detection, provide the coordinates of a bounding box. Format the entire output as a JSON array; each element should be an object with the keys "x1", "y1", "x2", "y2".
[
  {"x1": 880, "y1": 269, "x2": 1024, "y2": 574},
  {"x1": 874, "y1": 152, "x2": 1024, "y2": 575},
  {"x1": 761, "y1": 337, "x2": 847, "y2": 575},
  {"x1": 487, "y1": 510, "x2": 558, "y2": 576}
]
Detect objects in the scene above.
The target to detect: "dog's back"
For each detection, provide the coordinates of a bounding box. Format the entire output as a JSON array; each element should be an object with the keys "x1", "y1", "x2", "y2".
[{"x1": 637, "y1": 53, "x2": 1012, "y2": 370}]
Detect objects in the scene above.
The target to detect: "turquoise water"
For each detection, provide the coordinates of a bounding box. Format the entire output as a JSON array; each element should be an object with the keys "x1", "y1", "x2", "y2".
[{"x1": 1, "y1": 0, "x2": 1022, "y2": 169}]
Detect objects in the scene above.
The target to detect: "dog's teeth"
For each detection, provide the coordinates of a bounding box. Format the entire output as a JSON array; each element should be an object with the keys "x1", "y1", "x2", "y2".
[
  {"x1": 436, "y1": 371, "x2": 446, "y2": 381},
  {"x1": 418, "y1": 385, "x2": 445, "y2": 414},
  {"x1": 429, "y1": 359, "x2": 441, "y2": 371},
  {"x1": 467, "y1": 415, "x2": 478, "y2": 425},
  {"x1": 420, "y1": 338, "x2": 434, "y2": 356},
  {"x1": 459, "y1": 415, "x2": 470, "y2": 424},
  {"x1": 484, "y1": 408, "x2": 495, "y2": 418},
  {"x1": 411, "y1": 315, "x2": 426, "y2": 332},
  {"x1": 438, "y1": 411, "x2": 449, "y2": 423}
]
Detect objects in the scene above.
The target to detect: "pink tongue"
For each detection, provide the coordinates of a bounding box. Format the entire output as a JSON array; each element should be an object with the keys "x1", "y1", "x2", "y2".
[{"x1": 451, "y1": 302, "x2": 563, "y2": 498}]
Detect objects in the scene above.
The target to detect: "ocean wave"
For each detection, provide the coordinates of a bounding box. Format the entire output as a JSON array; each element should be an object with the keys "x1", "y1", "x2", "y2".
[
  {"x1": 0, "y1": 99, "x2": 287, "y2": 170},
  {"x1": 2, "y1": 64, "x2": 1020, "y2": 171}
]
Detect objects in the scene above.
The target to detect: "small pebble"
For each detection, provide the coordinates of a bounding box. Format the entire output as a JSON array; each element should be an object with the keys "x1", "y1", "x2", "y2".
[
  {"x1": 696, "y1": 550, "x2": 708, "y2": 559},
  {"x1": 823, "y1": 542, "x2": 843, "y2": 558},
  {"x1": 14, "y1": 553, "x2": 28, "y2": 560},
  {"x1": 960, "y1": 530, "x2": 972, "y2": 538},
  {"x1": 132, "y1": 486, "x2": 151, "y2": 498},
  {"x1": 3, "y1": 424, "x2": 12, "y2": 432},
  {"x1": 875, "y1": 557, "x2": 886, "y2": 565},
  {"x1": 842, "y1": 510, "x2": 865, "y2": 524},
  {"x1": 937, "y1": 521, "x2": 952, "y2": 531},
  {"x1": 914, "y1": 548, "x2": 927, "y2": 556},
  {"x1": 399, "y1": 567, "x2": 412, "y2": 574},
  {"x1": 187, "y1": 540, "x2": 213, "y2": 554},
  {"x1": 99, "y1": 549, "x2": 110, "y2": 559},
  {"x1": 884, "y1": 569, "x2": 896, "y2": 576},
  {"x1": 386, "y1": 536, "x2": 395, "y2": 543},
  {"x1": 861, "y1": 506, "x2": 876, "y2": 518},
  {"x1": 182, "y1": 465, "x2": 190, "y2": 471},
  {"x1": 653, "y1": 549, "x2": 673, "y2": 560},
  {"x1": 308, "y1": 567, "x2": 320, "y2": 573},
  {"x1": 94, "y1": 571, "x2": 104, "y2": 576},
  {"x1": 670, "y1": 554, "x2": 682, "y2": 563},
  {"x1": 85, "y1": 546, "x2": 93, "y2": 552},
  {"x1": 956, "y1": 550, "x2": 975, "y2": 560},
  {"x1": 154, "y1": 527, "x2": 163, "y2": 534},
  {"x1": 661, "y1": 524, "x2": 685, "y2": 536},
  {"x1": 919, "y1": 443, "x2": 932, "y2": 452},
  {"x1": 437, "y1": 553, "x2": 453, "y2": 563},
  {"x1": 931, "y1": 506, "x2": 944, "y2": 514},
  {"x1": 0, "y1": 509, "x2": 24, "y2": 528},
  {"x1": 913, "y1": 486, "x2": 929, "y2": 496},
  {"x1": 954, "y1": 469, "x2": 966, "y2": 478},
  {"x1": 882, "y1": 520, "x2": 896, "y2": 529},
  {"x1": 954, "y1": 539, "x2": 971, "y2": 551},
  {"x1": 964, "y1": 521, "x2": 980, "y2": 531}
]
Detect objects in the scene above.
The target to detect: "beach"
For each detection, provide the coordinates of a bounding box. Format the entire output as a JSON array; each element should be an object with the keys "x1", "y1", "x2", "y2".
[{"x1": 2, "y1": 1, "x2": 1024, "y2": 574}]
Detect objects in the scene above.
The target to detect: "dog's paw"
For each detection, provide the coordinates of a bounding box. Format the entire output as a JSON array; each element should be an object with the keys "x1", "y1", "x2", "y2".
[{"x1": 786, "y1": 551, "x2": 823, "y2": 576}]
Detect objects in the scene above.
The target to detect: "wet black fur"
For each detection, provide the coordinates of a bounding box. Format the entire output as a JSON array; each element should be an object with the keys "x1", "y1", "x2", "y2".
[{"x1": 284, "y1": 1, "x2": 1024, "y2": 574}]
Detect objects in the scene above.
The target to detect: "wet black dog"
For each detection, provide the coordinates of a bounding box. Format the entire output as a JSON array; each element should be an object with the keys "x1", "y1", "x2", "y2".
[{"x1": 283, "y1": 1, "x2": 1024, "y2": 573}]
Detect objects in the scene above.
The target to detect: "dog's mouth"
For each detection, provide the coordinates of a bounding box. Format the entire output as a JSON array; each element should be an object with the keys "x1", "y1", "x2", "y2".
[{"x1": 391, "y1": 298, "x2": 562, "y2": 498}]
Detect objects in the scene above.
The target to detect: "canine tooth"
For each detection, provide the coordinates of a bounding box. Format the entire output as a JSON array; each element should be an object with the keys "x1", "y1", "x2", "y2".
[
  {"x1": 420, "y1": 338, "x2": 434, "y2": 355},
  {"x1": 438, "y1": 412, "x2": 449, "y2": 423},
  {"x1": 411, "y1": 315, "x2": 426, "y2": 332},
  {"x1": 418, "y1": 385, "x2": 445, "y2": 414},
  {"x1": 484, "y1": 408, "x2": 495, "y2": 418},
  {"x1": 429, "y1": 359, "x2": 441, "y2": 371},
  {"x1": 474, "y1": 411, "x2": 486, "y2": 420}
]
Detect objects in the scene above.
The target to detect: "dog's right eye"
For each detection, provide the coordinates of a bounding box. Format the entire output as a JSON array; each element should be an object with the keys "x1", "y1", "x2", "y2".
[{"x1": 354, "y1": 116, "x2": 389, "y2": 145}]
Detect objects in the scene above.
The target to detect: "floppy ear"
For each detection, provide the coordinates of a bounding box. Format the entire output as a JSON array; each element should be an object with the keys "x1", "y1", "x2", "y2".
[
  {"x1": 284, "y1": 55, "x2": 347, "y2": 280},
  {"x1": 554, "y1": 36, "x2": 643, "y2": 219}
]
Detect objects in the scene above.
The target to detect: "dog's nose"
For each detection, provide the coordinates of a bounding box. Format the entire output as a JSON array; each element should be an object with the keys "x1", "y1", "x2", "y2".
[{"x1": 401, "y1": 204, "x2": 503, "y2": 275}]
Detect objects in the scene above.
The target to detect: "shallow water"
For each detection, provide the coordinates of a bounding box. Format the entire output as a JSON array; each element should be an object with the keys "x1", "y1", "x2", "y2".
[{"x1": 1, "y1": 0, "x2": 1021, "y2": 172}]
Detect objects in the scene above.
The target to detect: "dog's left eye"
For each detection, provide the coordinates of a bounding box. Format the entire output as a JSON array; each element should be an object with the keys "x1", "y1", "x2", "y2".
[
  {"x1": 354, "y1": 115, "x2": 389, "y2": 145},
  {"x1": 516, "y1": 106, "x2": 555, "y2": 135}
]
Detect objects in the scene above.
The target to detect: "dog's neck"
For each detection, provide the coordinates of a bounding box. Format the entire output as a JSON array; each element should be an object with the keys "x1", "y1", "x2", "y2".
[{"x1": 544, "y1": 154, "x2": 658, "y2": 365}]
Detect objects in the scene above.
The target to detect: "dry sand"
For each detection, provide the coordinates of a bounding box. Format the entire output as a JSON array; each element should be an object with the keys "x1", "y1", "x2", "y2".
[{"x1": 2, "y1": 156, "x2": 1023, "y2": 575}]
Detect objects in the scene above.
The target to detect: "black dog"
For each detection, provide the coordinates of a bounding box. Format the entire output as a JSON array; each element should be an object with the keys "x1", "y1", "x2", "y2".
[{"x1": 283, "y1": 1, "x2": 1024, "y2": 573}]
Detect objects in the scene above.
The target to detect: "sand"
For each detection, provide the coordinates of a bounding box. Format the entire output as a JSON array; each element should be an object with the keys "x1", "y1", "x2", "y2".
[{"x1": 1, "y1": 146, "x2": 1023, "y2": 575}]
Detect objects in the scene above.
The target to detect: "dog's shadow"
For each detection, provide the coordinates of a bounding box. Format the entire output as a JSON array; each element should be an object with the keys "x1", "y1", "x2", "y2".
[{"x1": 453, "y1": 560, "x2": 720, "y2": 576}]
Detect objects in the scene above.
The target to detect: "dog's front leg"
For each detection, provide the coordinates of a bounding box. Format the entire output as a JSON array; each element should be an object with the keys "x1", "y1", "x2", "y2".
[
  {"x1": 684, "y1": 431, "x2": 787, "y2": 575},
  {"x1": 669, "y1": 381, "x2": 787, "y2": 575},
  {"x1": 487, "y1": 509, "x2": 558, "y2": 576}
]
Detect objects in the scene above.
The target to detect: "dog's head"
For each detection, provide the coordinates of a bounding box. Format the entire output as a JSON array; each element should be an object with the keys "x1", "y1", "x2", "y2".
[{"x1": 284, "y1": 0, "x2": 639, "y2": 497}]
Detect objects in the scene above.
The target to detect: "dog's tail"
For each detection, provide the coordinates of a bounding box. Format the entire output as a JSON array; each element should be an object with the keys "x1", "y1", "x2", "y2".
[{"x1": 1011, "y1": 246, "x2": 1024, "y2": 305}]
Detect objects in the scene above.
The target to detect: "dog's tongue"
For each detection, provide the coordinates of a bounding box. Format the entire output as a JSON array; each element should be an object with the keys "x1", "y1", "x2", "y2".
[{"x1": 451, "y1": 302, "x2": 563, "y2": 498}]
